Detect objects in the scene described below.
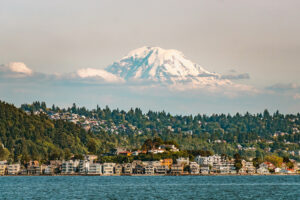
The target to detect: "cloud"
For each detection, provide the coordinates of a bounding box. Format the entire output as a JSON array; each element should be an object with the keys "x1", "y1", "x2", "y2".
[
  {"x1": 8, "y1": 62, "x2": 33, "y2": 76},
  {"x1": 293, "y1": 93, "x2": 300, "y2": 100},
  {"x1": 221, "y1": 73, "x2": 250, "y2": 80},
  {"x1": 76, "y1": 68, "x2": 124, "y2": 83},
  {"x1": 267, "y1": 83, "x2": 299, "y2": 91}
]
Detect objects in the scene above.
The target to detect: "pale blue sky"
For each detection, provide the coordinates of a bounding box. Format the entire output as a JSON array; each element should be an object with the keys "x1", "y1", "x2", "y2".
[{"x1": 1, "y1": 0, "x2": 300, "y2": 114}]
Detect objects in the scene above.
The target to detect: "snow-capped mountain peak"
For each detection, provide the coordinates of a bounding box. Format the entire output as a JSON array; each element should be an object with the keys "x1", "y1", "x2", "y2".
[{"x1": 106, "y1": 46, "x2": 224, "y2": 86}]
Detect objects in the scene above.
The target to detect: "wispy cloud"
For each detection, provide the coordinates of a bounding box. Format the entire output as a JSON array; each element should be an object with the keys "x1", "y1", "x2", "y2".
[
  {"x1": 221, "y1": 73, "x2": 250, "y2": 80},
  {"x1": 267, "y1": 83, "x2": 299, "y2": 91}
]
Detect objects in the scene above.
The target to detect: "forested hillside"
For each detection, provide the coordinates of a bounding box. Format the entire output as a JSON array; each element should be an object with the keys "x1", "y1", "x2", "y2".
[{"x1": 0, "y1": 101, "x2": 94, "y2": 163}]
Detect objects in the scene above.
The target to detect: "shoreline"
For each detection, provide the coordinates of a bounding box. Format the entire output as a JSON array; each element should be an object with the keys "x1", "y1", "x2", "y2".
[{"x1": 0, "y1": 173, "x2": 299, "y2": 177}]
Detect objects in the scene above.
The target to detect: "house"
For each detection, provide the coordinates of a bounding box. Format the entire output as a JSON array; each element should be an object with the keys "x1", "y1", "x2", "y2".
[
  {"x1": 195, "y1": 155, "x2": 222, "y2": 166},
  {"x1": 7, "y1": 164, "x2": 21, "y2": 175},
  {"x1": 0, "y1": 164, "x2": 7, "y2": 175},
  {"x1": 148, "y1": 149, "x2": 165, "y2": 154},
  {"x1": 200, "y1": 165, "x2": 210, "y2": 174},
  {"x1": 114, "y1": 164, "x2": 123, "y2": 175},
  {"x1": 176, "y1": 157, "x2": 189, "y2": 166},
  {"x1": 102, "y1": 163, "x2": 115, "y2": 175},
  {"x1": 160, "y1": 159, "x2": 173, "y2": 168},
  {"x1": 123, "y1": 163, "x2": 133, "y2": 175},
  {"x1": 134, "y1": 164, "x2": 144, "y2": 174},
  {"x1": 171, "y1": 164, "x2": 183, "y2": 175},
  {"x1": 159, "y1": 144, "x2": 179, "y2": 152},
  {"x1": 257, "y1": 163, "x2": 270, "y2": 174},
  {"x1": 275, "y1": 167, "x2": 282, "y2": 173},
  {"x1": 26, "y1": 161, "x2": 41, "y2": 175},
  {"x1": 156, "y1": 165, "x2": 168, "y2": 174},
  {"x1": 88, "y1": 163, "x2": 102, "y2": 175},
  {"x1": 263, "y1": 162, "x2": 275, "y2": 170},
  {"x1": 110, "y1": 147, "x2": 126, "y2": 155},
  {"x1": 44, "y1": 165, "x2": 55, "y2": 175},
  {"x1": 79, "y1": 160, "x2": 90, "y2": 174},
  {"x1": 132, "y1": 151, "x2": 140, "y2": 156},
  {"x1": 240, "y1": 160, "x2": 256, "y2": 174},
  {"x1": 49, "y1": 160, "x2": 62, "y2": 174},
  {"x1": 61, "y1": 160, "x2": 80, "y2": 174},
  {"x1": 118, "y1": 151, "x2": 132, "y2": 156},
  {"x1": 145, "y1": 164, "x2": 155, "y2": 175},
  {"x1": 84, "y1": 155, "x2": 98, "y2": 162},
  {"x1": 189, "y1": 162, "x2": 200, "y2": 174}
]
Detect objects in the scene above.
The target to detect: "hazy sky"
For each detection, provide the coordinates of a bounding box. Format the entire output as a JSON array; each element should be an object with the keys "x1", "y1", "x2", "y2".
[{"x1": 1, "y1": 0, "x2": 300, "y2": 114}]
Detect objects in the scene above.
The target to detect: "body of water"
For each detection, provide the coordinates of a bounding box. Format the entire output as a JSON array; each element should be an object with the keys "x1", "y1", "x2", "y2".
[{"x1": 0, "y1": 175, "x2": 299, "y2": 199}]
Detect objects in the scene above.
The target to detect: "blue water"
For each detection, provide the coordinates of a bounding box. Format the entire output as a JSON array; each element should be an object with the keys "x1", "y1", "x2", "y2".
[{"x1": 0, "y1": 176, "x2": 299, "y2": 199}]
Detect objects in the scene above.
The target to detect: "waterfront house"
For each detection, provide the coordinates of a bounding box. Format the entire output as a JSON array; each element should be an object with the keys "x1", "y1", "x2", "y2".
[
  {"x1": 134, "y1": 164, "x2": 144, "y2": 174},
  {"x1": 275, "y1": 167, "x2": 282, "y2": 173},
  {"x1": 257, "y1": 163, "x2": 270, "y2": 174},
  {"x1": 102, "y1": 163, "x2": 115, "y2": 175},
  {"x1": 123, "y1": 163, "x2": 133, "y2": 175},
  {"x1": 61, "y1": 160, "x2": 79, "y2": 174},
  {"x1": 7, "y1": 164, "x2": 21, "y2": 175},
  {"x1": 189, "y1": 162, "x2": 200, "y2": 174},
  {"x1": 145, "y1": 164, "x2": 155, "y2": 175},
  {"x1": 49, "y1": 160, "x2": 62, "y2": 174},
  {"x1": 26, "y1": 160, "x2": 41, "y2": 175},
  {"x1": 88, "y1": 163, "x2": 102, "y2": 175},
  {"x1": 79, "y1": 160, "x2": 90, "y2": 174},
  {"x1": 0, "y1": 164, "x2": 7, "y2": 175},
  {"x1": 200, "y1": 165, "x2": 210, "y2": 174},
  {"x1": 171, "y1": 164, "x2": 183, "y2": 175},
  {"x1": 156, "y1": 165, "x2": 168, "y2": 174},
  {"x1": 44, "y1": 165, "x2": 54, "y2": 175},
  {"x1": 114, "y1": 164, "x2": 123, "y2": 175}
]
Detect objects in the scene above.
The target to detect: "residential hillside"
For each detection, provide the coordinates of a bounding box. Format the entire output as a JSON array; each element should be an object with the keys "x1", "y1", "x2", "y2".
[
  {"x1": 0, "y1": 100, "x2": 300, "y2": 164},
  {"x1": 17, "y1": 101, "x2": 300, "y2": 161}
]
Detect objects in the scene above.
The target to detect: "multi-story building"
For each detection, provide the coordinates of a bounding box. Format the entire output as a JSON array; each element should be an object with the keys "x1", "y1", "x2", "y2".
[
  {"x1": 160, "y1": 159, "x2": 173, "y2": 168},
  {"x1": 26, "y1": 160, "x2": 41, "y2": 175},
  {"x1": 145, "y1": 164, "x2": 155, "y2": 175},
  {"x1": 79, "y1": 160, "x2": 90, "y2": 174},
  {"x1": 189, "y1": 162, "x2": 200, "y2": 174},
  {"x1": 176, "y1": 157, "x2": 189, "y2": 166},
  {"x1": 171, "y1": 164, "x2": 183, "y2": 175},
  {"x1": 195, "y1": 155, "x2": 222, "y2": 166},
  {"x1": 114, "y1": 164, "x2": 123, "y2": 175},
  {"x1": 134, "y1": 164, "x2": 144, "y2": 174},
  {"x1": 0, "y1": 164, "x2": 7, "y2": 175},
  {"x1": 102, "y1": 163, "x2": 115, "y2": 175},
  {"x1": 123, "y1": 163, "x2": 133, "y2": 175},
  {"x1": 88, "y1": 163, "x2": 102, "y2": 175},
  {"x1": 156, "y1": 165, "x2": 168, "y2": 174},
  {"x1": 7, "y1": 164, "x2": 21, "y2": 175},
  {"x1": 61, "y1": 160, "x2": 79, "y2": 174},
  {"x1": 200, "y1": 165, "x2": 210, "y2": 174},
  {"x1": 44, "y1": 166, "x2": 54, "y2": 175}
]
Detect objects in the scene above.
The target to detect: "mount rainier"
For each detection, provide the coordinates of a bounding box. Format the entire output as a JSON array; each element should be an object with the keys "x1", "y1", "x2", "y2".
[{"x1": 77, "y1": 46, "x2": 239, "y2": 89}]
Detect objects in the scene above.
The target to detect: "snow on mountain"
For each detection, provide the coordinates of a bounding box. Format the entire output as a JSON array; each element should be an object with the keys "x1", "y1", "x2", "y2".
[{"x1": 106, "y1": 46, "x2": 232, "y2": 88}]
